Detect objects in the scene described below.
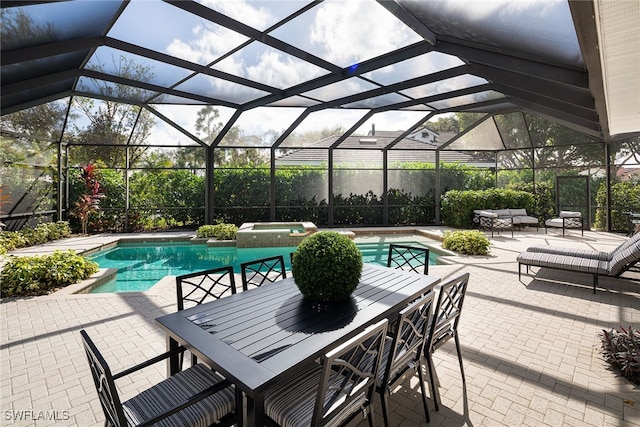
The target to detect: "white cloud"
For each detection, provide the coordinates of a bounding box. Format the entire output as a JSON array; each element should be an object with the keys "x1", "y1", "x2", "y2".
[
  {"x1": 310, "y1": 0, "x2": 420, "y2": 66},
  {"x1": 201, "y1": 0, "x2": 277, "y2": 30},
  {"x1": 166, "y1": 24, "x2": 248, "y2": 64},
  {"x1": 246, "y1": 50, "x2": 324, "y2": 88}
]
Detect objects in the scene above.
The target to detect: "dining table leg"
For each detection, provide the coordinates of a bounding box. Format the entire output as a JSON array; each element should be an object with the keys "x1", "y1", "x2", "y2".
[
  {"x1": 166, "y1": 336, "x2": 180, "y2": 376},
  {"x1": 246, "y1": 393, "x2": 264, "y2": 426}
]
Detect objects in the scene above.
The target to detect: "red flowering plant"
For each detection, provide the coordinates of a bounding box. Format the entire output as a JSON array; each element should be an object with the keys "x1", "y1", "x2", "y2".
[{"x1": 71, "y1": 164, "x2": 104, "y2": 235}]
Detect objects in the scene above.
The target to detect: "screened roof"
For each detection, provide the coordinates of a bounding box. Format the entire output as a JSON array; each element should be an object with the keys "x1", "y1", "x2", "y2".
[{"x1": 2, "y1": 0, "x2": 639, "y2": 147}]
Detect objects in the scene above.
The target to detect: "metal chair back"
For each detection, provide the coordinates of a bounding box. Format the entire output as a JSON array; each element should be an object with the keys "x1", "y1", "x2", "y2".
[
  {"x1": 313, "y1": 319, "x2": 388, "y2": 426},
  {"x1": 387, "y1": 243, "x2": 429, "y2": 275},
  {"x1": 424, "y1": 272, "x2": 470, "y2": 411},
  {"x1": 240, "y1": 255, "x2": 286, "y2": 291},
  {"x1": 378, "y1": 292, "x2": 436, "y2": 426},
  {"x1": 80, "y1": 330, "x2": 127, "y2": 427},
  {"x1": 176, "y1": 266, "x2": 237, "y2": 311}
]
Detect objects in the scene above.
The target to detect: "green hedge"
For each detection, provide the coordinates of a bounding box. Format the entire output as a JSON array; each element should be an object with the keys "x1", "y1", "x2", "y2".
[
  {"x1": 1, "y1": 250, "x2": 99, "y2": 297},
  {"x1": 441, "y1": 188, "x2": 536, "y2": 228}
]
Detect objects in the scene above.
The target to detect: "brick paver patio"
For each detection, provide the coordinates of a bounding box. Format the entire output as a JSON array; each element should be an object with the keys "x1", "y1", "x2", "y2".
[{"x1": 1, "y1": 229, "x2": 638, "y2": 426}]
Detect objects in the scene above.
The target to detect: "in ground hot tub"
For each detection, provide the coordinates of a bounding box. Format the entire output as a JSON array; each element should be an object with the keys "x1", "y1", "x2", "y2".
[{"x1": 236, "y1": 222, "x2": 318, "y2": 248}]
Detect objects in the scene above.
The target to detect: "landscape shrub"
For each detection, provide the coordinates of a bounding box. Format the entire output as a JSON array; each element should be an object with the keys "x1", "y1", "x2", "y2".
[
  {"x1": 0, "y1": 221, "x2": 71, "y2": 254},
  {"x1": 442, "y1": 230, "x2": 491, "y2": 255},
  {"x1": 1, "y1": 250, "x2": 99, "y2": 297},
  {"x1": 196, "y1": 223, "x2": 238, "y2": 240}
]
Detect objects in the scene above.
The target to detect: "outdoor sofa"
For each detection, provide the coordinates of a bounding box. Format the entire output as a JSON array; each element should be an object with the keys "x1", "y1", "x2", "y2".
[
  {"x1": 517, "y1": 233, "x2": 640, "y2": 293},
  {"x1": 474, "y1": 208, "x2": 539, "y2": 237}
]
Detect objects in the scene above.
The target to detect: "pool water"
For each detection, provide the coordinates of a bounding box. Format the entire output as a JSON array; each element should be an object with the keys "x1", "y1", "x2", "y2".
[{"x1": 88, "y1": 240, "x2": 439, "y2": 293}]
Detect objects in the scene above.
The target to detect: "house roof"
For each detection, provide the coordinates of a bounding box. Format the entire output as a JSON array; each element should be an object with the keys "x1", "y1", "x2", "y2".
[{"x1": 276, "y1": 128, "x2": 494, "y2": 167}]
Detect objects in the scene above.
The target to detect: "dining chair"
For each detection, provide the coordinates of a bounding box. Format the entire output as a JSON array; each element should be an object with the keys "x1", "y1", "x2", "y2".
[
  {"x1": 376, "y1": 292, "x2": 436, "y2": 427},
  {"x1": 424, "y1": 272, "x2": 470, "y2": 411},
  {"x1": 80, "y1": 329, "x2": 242, "y2": 427},
  {"x1": 387, "y1": 243, "x2": 430, "y2": 275},
  {"x1": 263, "y1": 319, "x2": 388, "y2": 427},
  {"x1": 176, "y1": 265, "x2": 238, "y2": 368},
  {"x1": 240, "y1": 254, "x2": 286, "y2": 291}
]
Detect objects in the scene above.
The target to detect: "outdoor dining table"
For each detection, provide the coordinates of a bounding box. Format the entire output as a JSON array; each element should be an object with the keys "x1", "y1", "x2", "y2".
[{"x1": 155, "y1": 263, "x2": 440, "y2": 426}]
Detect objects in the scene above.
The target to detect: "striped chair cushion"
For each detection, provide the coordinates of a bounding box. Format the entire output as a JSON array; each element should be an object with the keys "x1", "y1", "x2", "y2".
[
  {"x1": 526, "y1": 245, "x2": 610, "y2": 261},
  {"x1": 517, "y1": 252, "x2": 609, "y2": 275},
  {"x1": 610, "y1": 233, "x2": 640, "y2": 259},
  {"x1": 122, "y1": 364, "x2": 235, "y2": 427},
  {"x1": 264, "y1": 364, "x2": 367, "y2": 427},
  {"x1": 608, "y1": 238, "x2": 640, "y2": 277}
]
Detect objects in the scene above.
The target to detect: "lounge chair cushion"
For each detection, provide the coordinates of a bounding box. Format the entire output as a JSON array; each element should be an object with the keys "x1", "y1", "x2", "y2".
[
  {"x1": 516, "y1": 252, "x2": 609, "y2": 276},
  {"x1": 526, "y1": 245, "x2": 610, "y2": 261},
  {"x1": 608, "y1": 238, "x2": 640, "y2": 276}
]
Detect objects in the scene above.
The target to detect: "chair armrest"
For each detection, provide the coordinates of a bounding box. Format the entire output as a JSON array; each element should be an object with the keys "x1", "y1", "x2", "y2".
[{"x1": 113, "y1": 345, "x2": 186, "y2": 380}]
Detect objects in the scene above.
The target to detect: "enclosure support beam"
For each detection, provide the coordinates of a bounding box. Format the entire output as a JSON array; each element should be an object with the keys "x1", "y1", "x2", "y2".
[
  {"x1": 435, "y1": 150, "x2": 441, "y2": 225},
  {"x1": 270, "y1": 148, "x2": 276, "y2": 221},
  {"x1": 605, "y1": 143, "x2": 611, "y2": 232},
  {"x1": 383, "y1": 151, "x2": 388, "y2": 226},
  {"x1": 205, "y1": 146, "x2": 215, "y2": 224},
  {"x1": 328, "y1": 149, "x2": 334, "y2": 227}
]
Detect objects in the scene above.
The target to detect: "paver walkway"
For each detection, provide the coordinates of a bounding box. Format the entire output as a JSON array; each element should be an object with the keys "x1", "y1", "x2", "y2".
[{"x1": 1, "y1": 228, "x2": 638, "y2": 426}]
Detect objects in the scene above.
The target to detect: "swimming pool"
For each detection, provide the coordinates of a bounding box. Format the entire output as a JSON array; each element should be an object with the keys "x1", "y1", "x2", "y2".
[{"x1": 88, "y1": 238, "x2": 441, "y2": 293}]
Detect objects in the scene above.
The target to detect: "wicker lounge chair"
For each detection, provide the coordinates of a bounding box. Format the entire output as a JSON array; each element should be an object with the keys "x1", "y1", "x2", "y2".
[{"x1": 517, "y1": 233, "x2": 640, "y2": 293}]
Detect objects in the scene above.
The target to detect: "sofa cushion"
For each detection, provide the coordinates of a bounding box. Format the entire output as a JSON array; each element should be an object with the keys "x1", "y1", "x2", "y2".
[
  {"x1": 509, "y1": 208, "x2": 528, "y2": 216},
  {"x1": 545, "y1": 218, "x2": 564, "y2": 228},
  {"x1": 477, "y1": 210, "x2": 498, "y2": 218},
  {"x1": 559, "y1": 211, "x2": 582, "y2": 218},
  {"x1": 494, "y1": 209, "x2": 511, "y2": 217},
  {"x1": 513, "y1": 216, "x2": 539, "y2": 225}
]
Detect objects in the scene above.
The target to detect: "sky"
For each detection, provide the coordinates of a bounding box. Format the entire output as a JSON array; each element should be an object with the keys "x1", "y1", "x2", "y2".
[{"x1": 80, "y1": 0, "x2": 576, "y2": 145}]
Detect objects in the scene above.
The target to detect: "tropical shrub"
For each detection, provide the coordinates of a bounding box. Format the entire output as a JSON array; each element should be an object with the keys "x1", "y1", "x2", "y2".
[
  {"x1": 292, "y1": 231, "x2": 363, "y2": 302},
  {"x1": 71, "y1": 164, "x2": 104, "y2": 234},
  {"x1": 600, "y1": 326, "x2": 640, "y2": 385},
  {"x1": 1, "y1": 250, "x2": 99, "y2": 297},
  {"x1": 442, "y1": 230, "x2": 491, "y2": 255},
  {"x1": 0, "y1": 221, "x2": 71, "y2": 254},
  {"x1": 196, "y1": 223, "x2": 238, "y2": 240}
]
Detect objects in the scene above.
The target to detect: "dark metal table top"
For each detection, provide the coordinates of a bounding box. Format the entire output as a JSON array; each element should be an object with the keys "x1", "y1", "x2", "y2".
[{"x1": 155, "y1": 263, "x2": 440, "y2": 423}]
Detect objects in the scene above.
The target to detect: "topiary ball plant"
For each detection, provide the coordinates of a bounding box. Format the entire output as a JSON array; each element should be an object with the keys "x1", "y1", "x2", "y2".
[{"x1": 292, "y1": 231, "x2": 363, "y2": 303}]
